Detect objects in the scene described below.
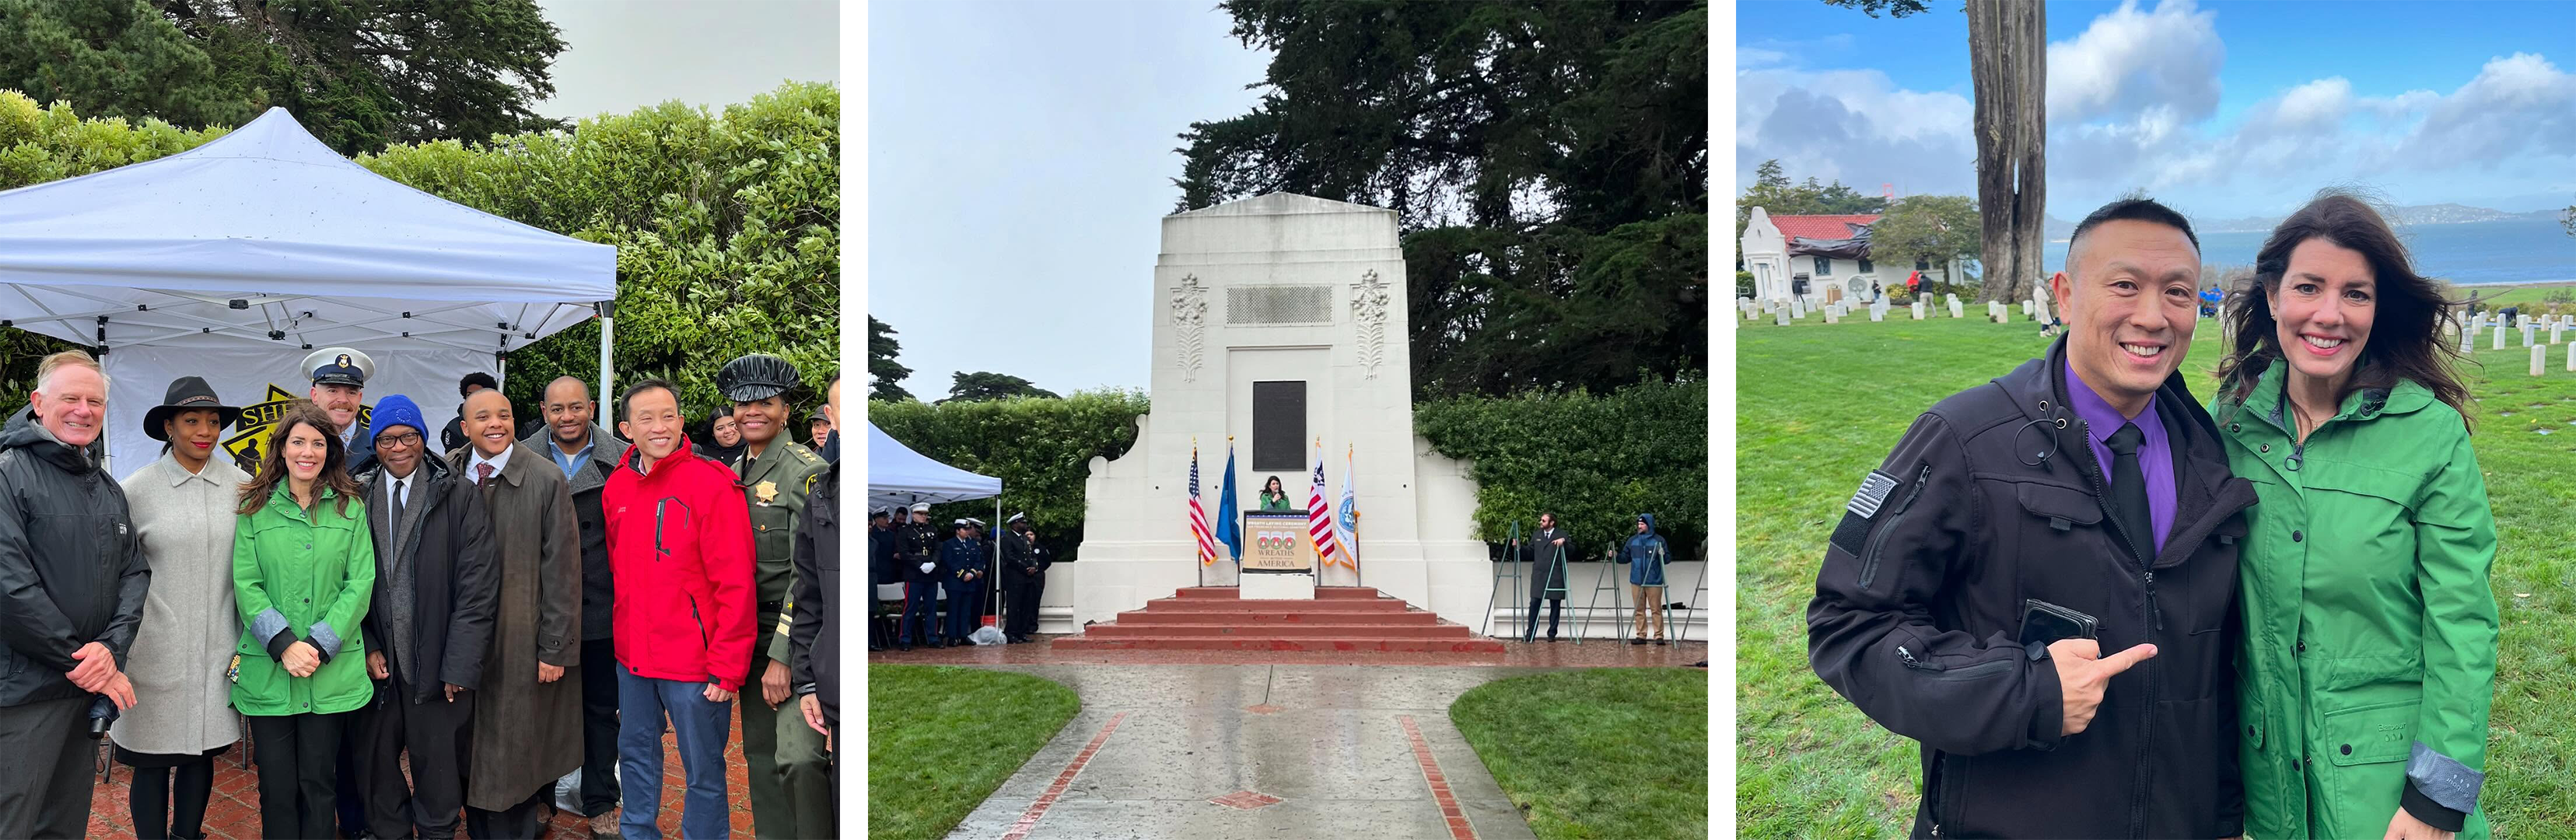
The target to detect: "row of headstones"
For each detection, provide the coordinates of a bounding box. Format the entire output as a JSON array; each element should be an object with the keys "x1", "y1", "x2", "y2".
[
  {"x1": 2452, "y1": 311, "x2": 2575, "y2": 352},
  {"x1": 1738, "y1": 292, "x2": 2064, "y2": 325}
]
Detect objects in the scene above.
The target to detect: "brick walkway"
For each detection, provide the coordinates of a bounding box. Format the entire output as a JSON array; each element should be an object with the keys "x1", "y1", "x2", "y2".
[
  {"x1": 874, "y1": 632, "x2": 1710, "y2": 667},
  {"x1": 79, "y1": 707, "x2": 786, "y2": 838}
]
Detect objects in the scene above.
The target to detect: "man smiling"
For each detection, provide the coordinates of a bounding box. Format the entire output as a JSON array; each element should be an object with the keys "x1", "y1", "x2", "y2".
[
  {"x1": 302, "y1": 347, "x2": 378, "y2": 477},
  {"x1": 1808, "y1": 197, "x2": 2259, "y2": 838}
]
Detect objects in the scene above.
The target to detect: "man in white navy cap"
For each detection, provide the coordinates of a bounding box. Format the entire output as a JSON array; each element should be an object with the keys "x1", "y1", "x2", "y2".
[{"x1": 303, "y1": 346, "x2": 379, "y2": 476}]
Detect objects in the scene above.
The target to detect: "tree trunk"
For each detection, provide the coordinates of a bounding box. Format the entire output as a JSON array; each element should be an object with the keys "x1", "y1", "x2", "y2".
[{"x1": 1967, "y1": 0, "x2": 2046, "y2": 305}]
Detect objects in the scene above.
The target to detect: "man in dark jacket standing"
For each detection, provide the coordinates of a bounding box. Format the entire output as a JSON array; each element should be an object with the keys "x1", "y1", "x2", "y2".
[
  {"x1": 895, "y1": 504, "x2": 942, "y2": 650},
  {"x1": 866, "y1": 509, "x2": 895, "y2": 652},
  {"x1": 0, "y1": 351, "x2": 146, "y2": 838},
  {"x1": 938, "y1": 521, "x2": 986, "y2": 645},
  {"x1": 526, "y1": 376, "x2": 625, "y2": 838},
  {"x1": 1522, "y1": 513, "x2": 1570, "y2": 642},
  {"x1": 999, "y1": 513, "x2": 1046, "y2": 643},
  {"x1": 788, "y1": 458, "x2": 840, "y2": 789},
  {"x1": 450, "y1": 388, "x2": 585, "y2": 838},
  {"x1": 352, "y1": 396, "x2": 500, "y2": 840},
  {"x1": 1808, "y1": 198, "x2": 2256, "y2": 839}
]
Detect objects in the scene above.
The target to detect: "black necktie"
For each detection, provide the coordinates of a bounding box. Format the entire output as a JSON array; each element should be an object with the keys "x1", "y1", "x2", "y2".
[
  {"x1": 390, "y1": 478, "x2": 405, "y2": 527},
  {"x1": 2105, "y1": 422, "x2": 2152, "y2": 562}
]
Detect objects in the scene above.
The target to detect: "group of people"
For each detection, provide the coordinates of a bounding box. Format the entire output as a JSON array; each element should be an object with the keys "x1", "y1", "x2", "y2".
[
  {"x1": 869, "y1": 507, "x2": 1051, "y2": 650},
  {"x1": 1812, "y1": 192, "x2": 2498, "y2": 839},
  {"x1": 0, "y1": 347, "x2": 845, "y2": 840}
]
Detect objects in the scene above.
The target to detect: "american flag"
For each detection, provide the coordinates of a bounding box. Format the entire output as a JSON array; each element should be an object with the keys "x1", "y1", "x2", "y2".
[
  {"x1": 1188, "y1": 443, "x2": 1216, "y2": 566},
  {"x1": 1308, "y1": 439, "x2": 1342, "y2": 568}
]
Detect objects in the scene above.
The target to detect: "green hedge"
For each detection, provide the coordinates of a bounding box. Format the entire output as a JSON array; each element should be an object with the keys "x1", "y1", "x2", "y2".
[
  {"x1": 866, "y1": 390, "x2": 1149, "y2": 560},
  {"x1": 0, "y1": 84, "x2": 838, "y2": 421},
  {"x1": 1416, "y1": 380, "x2": 1707, "y2": 562}
]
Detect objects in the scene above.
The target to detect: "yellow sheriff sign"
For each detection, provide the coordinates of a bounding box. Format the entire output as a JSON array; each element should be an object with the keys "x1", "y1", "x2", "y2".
[{"x1": 223, "y1": 384, "x2": 373, "y2": 474}]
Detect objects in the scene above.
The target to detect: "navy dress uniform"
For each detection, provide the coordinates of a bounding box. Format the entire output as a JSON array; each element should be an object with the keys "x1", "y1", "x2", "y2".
[
  {"x1": 896, "y1": 505, "x2": 943, "y2": 649},
  {"x1": 715, "y1": 353, "x2": 836, "y2": 839},
  {"x1": 937, "y1": 525, "x2": 987, "y2": 643},
  {"x1": 301, "y1": 347, "x2": 378, "y2": 478}
]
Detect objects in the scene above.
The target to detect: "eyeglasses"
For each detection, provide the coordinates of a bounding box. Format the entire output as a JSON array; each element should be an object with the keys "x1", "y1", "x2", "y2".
[{"x1": 376, "y1": 432, "x2": 425, "y2": 448}]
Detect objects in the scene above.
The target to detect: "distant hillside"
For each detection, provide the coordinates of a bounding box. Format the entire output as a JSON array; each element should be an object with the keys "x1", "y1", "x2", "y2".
[{"x1": 2046, "y1": 204, "x2": 2554, "y2": 240}]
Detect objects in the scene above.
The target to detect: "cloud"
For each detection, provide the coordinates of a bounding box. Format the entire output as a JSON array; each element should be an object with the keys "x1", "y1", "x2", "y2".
[
  {"x1": 1735, "y1": 66, "x2": 1977, "y2": 198},
  {"x1": 2046, "y1": 0, "x2": 2225, "y2": 126},
  {"x1": 2392, "y1": 52, "x2": 2576, "y2": 163}
]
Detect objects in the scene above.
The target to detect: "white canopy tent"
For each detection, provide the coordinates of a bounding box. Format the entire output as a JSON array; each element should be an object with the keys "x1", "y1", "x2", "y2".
[
  {"x1": 866, "y1": 421, "x2": 1001, "y2": 509},
  {"x1": 0, "y1": 107, "x2": 616, "y2": 478}
]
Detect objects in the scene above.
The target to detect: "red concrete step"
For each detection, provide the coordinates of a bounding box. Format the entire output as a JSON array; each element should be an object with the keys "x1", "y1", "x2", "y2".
[
  {"x1": 1173, "y1": 586, "x2": 1385, "y2": 600},
  {"x1": 1140, "y1": 597, "x2": 1408, "y2": 613},
  {"x1": 1115, "y1": 609, "x2": 1442, "y2": 625},
  {"x1": 1314, "y1": 586, "x2": 1382, "y2": 600},
  {"x1": 1172, "y1": 586, "x2": 1241, "y2": 599},
  {"x1": 1082, "y1": 622, "x2": 1475, "y2": 639},
  {"x1": 1052, "y1": 636, "x2": 1507, "y2": 653}
]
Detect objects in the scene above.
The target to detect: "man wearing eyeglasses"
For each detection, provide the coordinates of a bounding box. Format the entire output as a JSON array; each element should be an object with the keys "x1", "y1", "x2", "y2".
[
  {"x1": 351, "y1": 396, "x2": 499, "y2": 840},
  {"x1": 523, "y1": 376, "x2": 625, "y2": 838}
]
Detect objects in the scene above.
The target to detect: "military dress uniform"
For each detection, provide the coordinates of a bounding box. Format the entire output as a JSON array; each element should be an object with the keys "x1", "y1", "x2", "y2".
[{"x1": 717, "y1": 354, "x2": 836, "y2": 839}]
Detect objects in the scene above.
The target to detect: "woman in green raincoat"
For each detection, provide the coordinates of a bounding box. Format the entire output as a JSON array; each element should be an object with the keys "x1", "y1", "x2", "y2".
[
  {"x1": 231, "y1": 404, "x2": 376, "y2": 839},
  {"x1": 2211, "y1": 192, "x2": 2497, "y2": 840}
]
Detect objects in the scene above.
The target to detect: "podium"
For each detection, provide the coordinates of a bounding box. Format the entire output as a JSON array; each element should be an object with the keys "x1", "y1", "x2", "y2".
[{"x1": 1241, "y1": 512, "x2": 1316, "y2": 600}]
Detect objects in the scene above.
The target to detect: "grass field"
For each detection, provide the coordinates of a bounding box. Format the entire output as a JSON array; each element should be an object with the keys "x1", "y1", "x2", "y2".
[
  {"x1": 868, "y1": 665, "x2": 1083, "y2": 840},
  {"x1": 1450, "y1": 667, "x2": 1709, "y2": 840},
  {"x1": 1735, "y1": 313, "x2": 2576, "y2": 838}
]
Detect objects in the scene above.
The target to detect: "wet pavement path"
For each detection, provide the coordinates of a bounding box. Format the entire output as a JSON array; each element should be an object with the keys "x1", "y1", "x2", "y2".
[{"x1": 940, "y1": 665, "x2": 1566, "y2": 840}]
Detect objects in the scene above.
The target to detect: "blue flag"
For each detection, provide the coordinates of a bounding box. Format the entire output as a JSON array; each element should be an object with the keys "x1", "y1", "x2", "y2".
[{"x1": 1215, "y1": 439, "x2": 1242, "y2": 561}]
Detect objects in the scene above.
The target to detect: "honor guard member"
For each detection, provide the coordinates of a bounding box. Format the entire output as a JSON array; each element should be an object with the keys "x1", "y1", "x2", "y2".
[
  {"x1": 303, "y1": 348, "x2": 379, "y2": 477},
  {"x1": 714, "y1": 353, "x2": 835, "y2": 839}
]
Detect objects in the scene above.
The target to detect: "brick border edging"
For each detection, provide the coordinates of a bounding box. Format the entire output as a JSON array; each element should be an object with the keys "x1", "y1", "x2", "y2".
[
  {"x1": 999, "y1": 710, "x2": 1130, "y2": 840},
  {"x1": 1398, "y1": 715, "x2": 1479, "y2": 840}
]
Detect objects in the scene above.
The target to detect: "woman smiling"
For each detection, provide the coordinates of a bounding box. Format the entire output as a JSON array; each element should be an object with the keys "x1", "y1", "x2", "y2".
[{"x1": 2212, "y1": 192, "x2": 2497, "y2": 840}]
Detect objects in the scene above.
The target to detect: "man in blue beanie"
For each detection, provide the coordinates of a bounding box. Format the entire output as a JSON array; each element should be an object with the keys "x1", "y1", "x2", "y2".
[{"x1": 350, "y1": 395, "x2": 499, "y2": 840}]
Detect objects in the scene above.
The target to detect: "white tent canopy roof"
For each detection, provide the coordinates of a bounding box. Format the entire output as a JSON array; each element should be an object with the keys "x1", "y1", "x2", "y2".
[
  {"x1": 0, "y1": 107, "x2": 614, "y2": 355},
  {"x1": 867, "y1": 422, "x2": 1002, "y2": 509}
]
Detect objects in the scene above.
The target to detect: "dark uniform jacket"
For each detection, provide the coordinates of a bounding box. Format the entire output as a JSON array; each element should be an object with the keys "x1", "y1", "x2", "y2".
[
  {"x1": 788, "y1": 463, "x2": 838, "y2": 725},
  {"x1": 1525, "y1": 526, "x2": 1571, "y2": 600},
  {"x1": 355, "y1": 454, "x2": 501, "y2": 704},
  {"x1": 1806, "y1": 337, "x2": 2258, "y2": 839},
  {"x1": 1000, "y1": 529, "x2": 1045, "y2": 583},
  {"x1": 520, "y1": 425, "x2": 622, "y2": 642},
  {"x1": 0, "y1": 411, "x2": 147, "y2": 707},
  {"x1": 898, "y1": 522, "x2": 942, "y2": 584}
]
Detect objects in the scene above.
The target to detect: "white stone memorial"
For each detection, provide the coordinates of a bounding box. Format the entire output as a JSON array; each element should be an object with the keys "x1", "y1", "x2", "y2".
[
  {"x1": 1912, "y1": 301, "x2": 1926, "y2": 320},
  {"x1": 2533, "y1": 345, "x2": 2546, "y2": 376},
  {"x1": 1791, "y1": 301, "x2": 1805, "y2": 320},
  {"x1": 1075, "y1": 194, "x2": 1488, "y2": 626},
  {"x1": 1825, "y1": 305, "x2": 1840, "y2": 324},
  {"x1": 1949, "y1": 299, "x2": 1964, "y2": 319},
  {"x1": 2566, "y1": 341, "x2": 2574, "y2": 373},
  {"x1": 1870, "y1": 303, "x2": 1885, "y2": 322},
  {"x1": 1774, "y1": 306, "x2": 1790, "y2": 327},
  {"x1": 2495, "y1": 325, "x2": 2507, "y2": 350}
]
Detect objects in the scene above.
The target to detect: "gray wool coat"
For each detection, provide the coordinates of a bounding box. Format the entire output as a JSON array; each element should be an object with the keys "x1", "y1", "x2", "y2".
[
  {"x1": 109, "y1": 453, "x2": 251, "y2": 756},
  {"x1": 449, "y1": 442, "x2": 584, "y2": 809}
]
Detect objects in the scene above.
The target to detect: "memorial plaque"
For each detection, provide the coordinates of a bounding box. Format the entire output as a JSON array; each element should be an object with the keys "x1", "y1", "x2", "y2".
[
  {"x1": 1252, "y1": 380, "x2": 1306, "y2": 471},
  {"x1": 1226, "y1": 286, "x2": 1334, "y2": 325}
]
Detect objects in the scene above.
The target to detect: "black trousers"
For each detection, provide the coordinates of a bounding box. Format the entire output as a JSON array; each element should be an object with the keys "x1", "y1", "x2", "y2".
[
  {"x1": 463, "y1": 787, "x2": 549, "y2": 840},
  {"x1": 247, "y1": 711, "x2": 351, "y2": 840},
  {"x1": 1004, "y1": 573, "x2": 1044, "y2": 637},
  {"x1": 1524, "y1": 596, "x2": 1563, "y2": 640},
  {"x1": 124, "y1": 752, "x2": 218, "y2": 840},
  {"x1": 579, "y1": 637, "x2": 621, "y2": 816},
  {"x1": 355, "y1": 674, "x2": 474, "y2": 840},
  {"x1": 0, "y1": 696, "x2": 95, "y2": 839}
]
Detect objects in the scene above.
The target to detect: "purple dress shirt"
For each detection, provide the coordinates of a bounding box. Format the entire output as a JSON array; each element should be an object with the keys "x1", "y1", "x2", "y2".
[{"x1": 2065, "y1": 359, "x2": 2175, "y2": 555}]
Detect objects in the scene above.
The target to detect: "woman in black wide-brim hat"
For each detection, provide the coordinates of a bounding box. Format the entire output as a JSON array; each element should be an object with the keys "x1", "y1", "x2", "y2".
[{"x1": 110, "y1": 377, "x2": 250, "y2": 840}]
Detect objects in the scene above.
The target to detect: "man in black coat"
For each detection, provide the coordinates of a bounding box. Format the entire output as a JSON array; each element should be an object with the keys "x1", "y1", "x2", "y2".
[
  {"x1": 352, "y1": 397, "x2": 501, "y2": 840},
  {"x1": 788, "y1": 460, "x2": 839, "y2": 780},
  {"x1": 1807, "y1": 198, "x2": 2255, "y2": 838},
  {"x1": 1522, "y1": 513, "x2": 1570, "y2": 642},
  {"x1": 866, "y1": 509, "x2": 895, "y2": 652},
  {"x1": 0, "y1": 351, "x2": 146, "y2": 838},
  {"x1": 894, "y1": 504, "x2": 943, "y2": 650},
  {"x1": 998, "y1": 514, "x2": 1048, "y2": 643}
]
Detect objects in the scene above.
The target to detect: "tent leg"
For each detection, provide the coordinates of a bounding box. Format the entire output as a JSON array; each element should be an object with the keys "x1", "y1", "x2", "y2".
[{"x1": 597, "y1": 306, "x2": 615, "y2": 412}]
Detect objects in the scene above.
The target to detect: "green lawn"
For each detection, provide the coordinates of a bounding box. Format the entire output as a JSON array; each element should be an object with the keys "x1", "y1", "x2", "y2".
[
  {"x1": 2449, "y1": 283, "x2": 2576, "y2": 315},
  {"x1": 868, "y1": 665, "x2": 1083, "y2": 840},
  {"x1": 1450, "y1": 667, "x2": 1709, "y2": 840},
  {"x1": 1735, "y1": 315, "x2": 2576, "y2": 838}
]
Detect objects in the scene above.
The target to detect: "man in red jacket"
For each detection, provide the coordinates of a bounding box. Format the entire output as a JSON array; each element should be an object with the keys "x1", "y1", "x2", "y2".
[{"x1": 603, "y1": 378, "x2": 754, "y2": 840}]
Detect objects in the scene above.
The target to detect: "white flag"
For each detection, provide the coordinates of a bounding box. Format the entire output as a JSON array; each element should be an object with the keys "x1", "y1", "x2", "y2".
[{"x1": 1336, "y1": 444, "x2": 1359, "y2": 566}]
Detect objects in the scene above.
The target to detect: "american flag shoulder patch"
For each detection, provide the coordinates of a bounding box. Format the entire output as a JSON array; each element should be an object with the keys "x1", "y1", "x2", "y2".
[{"x1": 1847, "y1": 470, "x2": 1900, "y2": 519}]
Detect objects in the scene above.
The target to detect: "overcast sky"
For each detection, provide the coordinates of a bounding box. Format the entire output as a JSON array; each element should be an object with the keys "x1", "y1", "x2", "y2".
[
  {"x1": 530, "y1": 0, "x2": 839, "y2": 121},
  {"x1": 867, "y1": 2, "x2": 1271, "y2": 398},
  {"x1": 1738, "y1": 0, "x2": 2576, "y2": 219}
]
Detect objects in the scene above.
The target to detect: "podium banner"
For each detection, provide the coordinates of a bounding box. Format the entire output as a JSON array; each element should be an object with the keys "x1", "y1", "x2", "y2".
[{"x1": 1242, "y1": 513, "x2": 1313, "y2": 573}]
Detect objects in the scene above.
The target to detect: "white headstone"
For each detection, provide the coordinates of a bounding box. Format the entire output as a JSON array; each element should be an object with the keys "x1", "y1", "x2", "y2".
[
  {"x1": 1791, "y1": 301, "x2": 1805, "y2": 320},
  {"x1": 1913, "y1": 301, "x2": 1927, "y2": 320},
  {"x1": 1825, "y1": 306, "x2": 1840, "y2": 324},
  {"x1": 1775, "y1": 306, "x2": 1790, "y2": 327},
  {"x1": 1948, "y1": 299, "x2": 1964, "y2": 319},
  {"x1": 2566, "y1": 341, "x2": 2574, "y2": 373},
  {"x1": 2554, "y1": 324, "x2": 2564, "y2": 345},
  {"x1": 2495, "y1": 324, "x2": 2508, "y2": 350},
  {"x1": 2021, "y1": 299, "x2": 2033, "y2": 316},
  {"x1": 2522, "y1": 326, "x2": 2535, "y2": 347},
  {"x1": 2533, "y1": 345, "x2": 2546, "y2": 376},
  {"x1": 1871, "y1": 304, "x2": 1885, "y2": 322},
  {"x1": 2461, "y1": 329, "x2": 2476, "y2": 355}
]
